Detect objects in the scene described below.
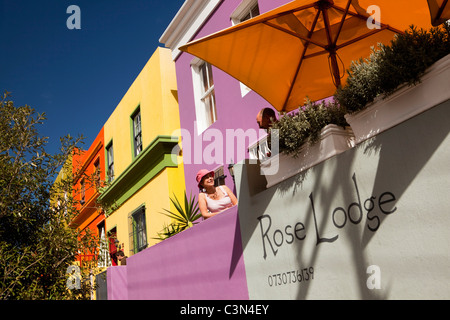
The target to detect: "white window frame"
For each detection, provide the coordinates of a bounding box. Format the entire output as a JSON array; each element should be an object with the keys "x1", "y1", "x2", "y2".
[
  {"x1": 191, "y1": 58, "x2": 217, "y2": 134},
  {"x1": 230, "y1": 0, "x2": 260, "y2": 97},
  {"x1": 230, "y1": 0, "x2": 260, "y2": 25}
]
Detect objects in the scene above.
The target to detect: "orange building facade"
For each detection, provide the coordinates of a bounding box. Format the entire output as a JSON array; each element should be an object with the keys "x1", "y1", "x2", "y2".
[{"x1": 70, "y1": 127, "x2": 114, "y2": 268}]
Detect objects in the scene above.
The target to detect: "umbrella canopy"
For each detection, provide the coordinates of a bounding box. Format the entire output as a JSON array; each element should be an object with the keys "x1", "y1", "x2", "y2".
[
  {"x1": 428, "y1": 0, "x2": 450, "y2": 26},
  {"x1": 180, "y1": 0, "x2": 433, "y2": 112}
]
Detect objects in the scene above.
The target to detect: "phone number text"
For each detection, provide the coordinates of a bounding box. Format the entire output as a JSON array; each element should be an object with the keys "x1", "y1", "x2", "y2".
[{"x1": 267, "y1": 267, "x2": 314, "y2": 287}]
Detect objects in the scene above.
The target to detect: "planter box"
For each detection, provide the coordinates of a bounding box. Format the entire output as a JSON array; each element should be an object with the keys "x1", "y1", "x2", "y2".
[
  {"x1": 345, "y1": 54, "x2": 450, "y2": 144},
  {"x1": 260, "y1": 124, "x2": 355, "y2": 188}
]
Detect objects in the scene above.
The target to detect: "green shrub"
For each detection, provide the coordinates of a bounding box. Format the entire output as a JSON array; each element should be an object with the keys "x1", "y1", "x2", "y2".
[
  {"x1": 334, "y1": 48, "x2": 383, "y2": 113},
  {"x1": 335, "y1": 24, "x2": 450, "y2": 113},
  {"x1": 270, "y1": 98, "x2": 348, "y2": 157}
]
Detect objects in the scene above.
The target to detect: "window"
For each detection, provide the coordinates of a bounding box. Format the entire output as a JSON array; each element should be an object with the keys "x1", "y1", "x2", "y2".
[
  {"x1": 94, "y1": 158, "x2": 100, "y2": 189},
  {"x1": 129, "y1": 206, "x2": 147, "y2": 254},
  {"x1": 240, "y1": 2, "x2": 260, "y2": 22},
  {"x1": 107, "y1": 227, "x2": 118, "y2": 266},
  {"x1": 132, "y1": 109, "x2": 143, "y2": 157},
  {"x1": 230, "y1": 0, "x2": 260, "y2": 97},
  {"x1": 213, "y1": 166, "x2": 226, "y2": 187},
  {"x1": 80, "y1": 178, "x2": 85, "y2": 205},
  {"x1": 200, "y1": 62, "x2": 217, "y2": 127},
  {"x1": 192, "y1": 59, "x2": 217, "y2": 134},
  {"x1": 106, "y1": 142, "x2": 114, "y2": 182},
  {"x1": 231, "y1": 0, "x2": 260, "y2": 24},
  {"x1": 97, "y1": 222, "x2": 111, "y2": 268}
]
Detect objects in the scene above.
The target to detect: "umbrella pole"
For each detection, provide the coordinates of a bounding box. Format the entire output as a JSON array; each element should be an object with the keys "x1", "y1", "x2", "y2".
[
  {"x1": 321, "y1": 3, "x2": 342, "y2": 88},
  {"x1": 329, "y1": 50, "x2": 341, "y2": 88},
  {"x1": 436, "y1": 0, "x2": 449, "y2": 22}
]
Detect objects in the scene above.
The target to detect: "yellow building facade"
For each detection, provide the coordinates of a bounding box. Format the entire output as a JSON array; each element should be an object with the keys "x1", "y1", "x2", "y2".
[{"x1": 99, "y1": 47, "x2": 184, "y2": 258}]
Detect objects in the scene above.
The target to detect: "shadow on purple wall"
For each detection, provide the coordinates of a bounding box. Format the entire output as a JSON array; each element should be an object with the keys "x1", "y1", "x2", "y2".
[{"x1": 107, "y1": 205, "x2": 248, "y2": 300}]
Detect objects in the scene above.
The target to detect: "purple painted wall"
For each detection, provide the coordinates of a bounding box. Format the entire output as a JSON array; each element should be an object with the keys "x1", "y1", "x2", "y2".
[
  {"x1": 107, "y1": 266, "x2": 128, "y2": 300},
  {"x1": 107, "y1": 206, "x2": 248, "y2": 300},
  {"x1": 175, "y1": 0, "x2": 292, "y2": 197}
]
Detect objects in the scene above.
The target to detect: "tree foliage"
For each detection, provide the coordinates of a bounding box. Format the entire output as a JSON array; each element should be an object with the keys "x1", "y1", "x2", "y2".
[{"x1": 0, "y1": 92, "x2": 98, "y2": 299}]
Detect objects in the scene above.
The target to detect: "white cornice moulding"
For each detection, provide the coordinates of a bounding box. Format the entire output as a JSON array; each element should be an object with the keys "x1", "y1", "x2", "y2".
[{"x1": 159, "y1": 0, "x2": 222, "y2": 61}]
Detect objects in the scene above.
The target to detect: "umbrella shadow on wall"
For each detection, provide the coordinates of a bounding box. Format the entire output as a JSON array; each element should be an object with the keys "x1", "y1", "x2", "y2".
[
  {"x1": 293, "y1": 101, "x2": 450, "y2": 299},
  {"x1": 231, "y1": 101, "x2": 450, "y2": 299},
  {"x1": 360, "y1": 101, "x2": 450, "y2": 247},
  {"x1": 232, "y1": 146, "x2": 382, "y2": 299},
  {"x1": 286, "y1": 146, "x2": 391, "y2": 300}
]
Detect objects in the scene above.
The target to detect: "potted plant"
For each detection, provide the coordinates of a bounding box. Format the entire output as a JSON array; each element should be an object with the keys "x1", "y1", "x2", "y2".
[
  {"x1": 335, "y1": 24, "x2": 450, "y2": 144},
  {"x1": 261, "y1": 98, "x2": 354, "y2": 188}
]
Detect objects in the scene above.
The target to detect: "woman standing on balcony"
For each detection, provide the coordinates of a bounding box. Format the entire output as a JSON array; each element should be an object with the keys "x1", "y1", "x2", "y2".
[{"x1": 196, "y1": 169, "x2": 238, "y2": 219}]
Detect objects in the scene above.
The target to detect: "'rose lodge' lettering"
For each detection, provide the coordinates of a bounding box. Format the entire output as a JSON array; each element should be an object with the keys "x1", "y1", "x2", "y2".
[{"x1": 258, "y1": 172, "x2": 397, "y2": 259}]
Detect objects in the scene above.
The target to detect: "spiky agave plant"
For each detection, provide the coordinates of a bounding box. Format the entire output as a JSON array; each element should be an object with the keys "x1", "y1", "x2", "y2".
[
  {"x1": 159, "y1": 191, "x2": 202, "y2": 238},
  {"x1": 153, "y1": 222, "x2": 184, "y2": 241}
]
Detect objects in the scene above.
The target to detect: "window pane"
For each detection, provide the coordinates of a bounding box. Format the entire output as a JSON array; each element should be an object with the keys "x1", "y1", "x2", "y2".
[
  {"x1": 109, "y1": 163, "x2": 114, "y2": 181},
  {"x1": 203, "y1": 91, "x2": 217, "y2": 126},
  {"x1": 132, "y1": 208, "x2": 147, "y2": 253},
  {"x1": 135, "y1": 134, "x2": 142, "y2": 155},
  {"x1": 204, "y1": 95, "x2": 213, "y2": 126},
  {"x1": 200, "y1": 63, "x2": 209, "y2": 93},
  {"x1": 81, "y1": 179, "x2": 85, "y2": 202},
  {"x1": 94, "y1": 160, "x2": 100, "y2": 188},
  {"x1": 133, "y1": 111, "x2": 142, "y2": 156},
  {"x1": 200, "y1": 62, "x2": 214, "y2": 94},
  {"x1": 195, "y1": 61, "x2": 218, "y2": 131},
  {"x1": 240, "y1": 3, "x2": 260, "y2": 23},
  {"x1": 108, "y1": 145, "x2": 113, "y2": 165},
  {"x1": 251, "y1": 4, "x2": 260, "y2": 18},
  {"x1": 210, "y1": 93, "x2": 217, "y2": 123},
  {"x1": 107, "y1": 144, "x2": 114, "y2": 181},
  {"x1": 206, "y1": 63, "x2": 214, "y2": 89},
  {"x1": 134, "y1": 113, "x2": 141, "y2": 136}
]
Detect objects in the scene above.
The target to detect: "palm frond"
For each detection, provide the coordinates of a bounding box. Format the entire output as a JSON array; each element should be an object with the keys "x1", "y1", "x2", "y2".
[
  {"x1": 158, "y1": 191, "x2": 201, "y2": 238},
  {"x1": 152, "y1": 223, "x2": 184, "y2": 241}
]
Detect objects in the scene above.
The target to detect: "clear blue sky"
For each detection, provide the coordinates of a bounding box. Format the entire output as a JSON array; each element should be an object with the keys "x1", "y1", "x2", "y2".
[{"x1": 0, "y1": 0, "x2": 185, "y2": 155}]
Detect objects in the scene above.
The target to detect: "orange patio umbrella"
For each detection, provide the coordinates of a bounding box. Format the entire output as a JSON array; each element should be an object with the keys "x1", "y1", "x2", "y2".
[
  {"x1": 427, "y1": 0, "x2": 450, "y2": 26},
  {"x1": 180, "y1": 0, "x2": 433, "y2": 112}
]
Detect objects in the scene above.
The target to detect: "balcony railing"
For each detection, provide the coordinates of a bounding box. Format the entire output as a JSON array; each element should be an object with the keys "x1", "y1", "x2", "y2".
[{"x1": 248, "y1": 135, "x2": 271, "y2": 162}]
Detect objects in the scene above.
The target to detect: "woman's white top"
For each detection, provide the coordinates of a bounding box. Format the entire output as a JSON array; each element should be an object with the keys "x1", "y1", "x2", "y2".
[{"x1": 205, "y1": 186, "x2": 233, "y2": 213}]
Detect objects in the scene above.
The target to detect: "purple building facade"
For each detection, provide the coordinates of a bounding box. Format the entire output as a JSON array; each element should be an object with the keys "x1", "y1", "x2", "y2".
[{"x1": 161, "y1": 0, "x2": 290, "y2": 196}]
